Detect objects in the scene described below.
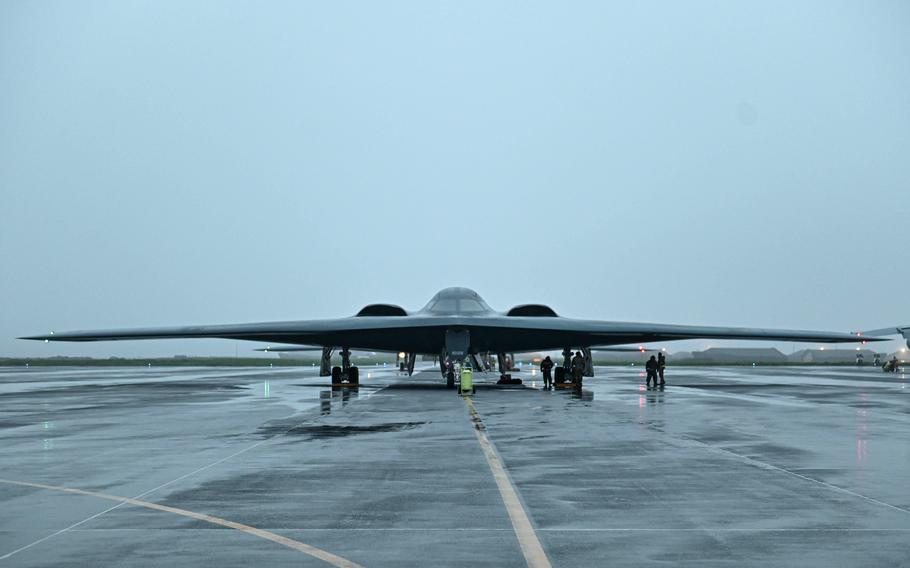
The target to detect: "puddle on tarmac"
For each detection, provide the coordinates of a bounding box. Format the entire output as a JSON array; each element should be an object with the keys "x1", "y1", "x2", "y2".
[{"x1": 257, "y1": 421, "x2": 426, "y2": 439}]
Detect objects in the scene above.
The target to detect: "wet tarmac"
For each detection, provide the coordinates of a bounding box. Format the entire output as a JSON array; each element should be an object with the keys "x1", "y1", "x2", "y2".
[{"x1": 1, "y1": 365, "x2": 909, "y2": 567}]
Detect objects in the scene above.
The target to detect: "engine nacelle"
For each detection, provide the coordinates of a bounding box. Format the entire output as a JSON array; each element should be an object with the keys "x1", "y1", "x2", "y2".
[
  {"x1": 505, "y1": 304, "x2": 558, "y2": 317},
  {"x1": 355, "y1": 304, "x2": 408, "y2": 317}
]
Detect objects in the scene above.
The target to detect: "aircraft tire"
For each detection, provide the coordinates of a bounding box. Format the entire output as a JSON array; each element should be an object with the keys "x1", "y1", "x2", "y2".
[
  {"x1": 331, "y1": 366, "x2": 342, "y2": 383},
  {"x1": 554, "y1": 366, "x2": 565, "y2": 384},
  {"x1": 446, "y1": 371, "x2": 455, "y2": 389},
  {"x1": 348, "y1": 366, "x2": 359, "y2": 385}
]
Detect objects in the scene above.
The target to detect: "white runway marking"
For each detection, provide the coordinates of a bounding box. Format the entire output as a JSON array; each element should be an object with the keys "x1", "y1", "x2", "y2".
[
  {"x1": 0, "y1": 479, "x2": 364, "y2": 568},
  {"x1": 465, "y1": 397, "x2": 552, "y2": 568},
  {"x1": 0, "y1": 421, "x2": 288, "y2": 561},
  {"x1": 0, "y1": 382, "x2": 389, "y2": 562}
]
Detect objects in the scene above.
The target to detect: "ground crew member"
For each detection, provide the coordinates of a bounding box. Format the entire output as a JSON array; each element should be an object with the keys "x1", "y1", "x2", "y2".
[
  {"x1": 540, "y1": 356, "x2": 554, "y2": 389},
  {"x1": 571, "y1": 351, "x2": 585, "y2": 385},
  {"x1": 657, "y1": 352, "x2": 667, "y2": 385},
  {"x1": 645, "y1": 355, "x2": 659, "y2": 388}
]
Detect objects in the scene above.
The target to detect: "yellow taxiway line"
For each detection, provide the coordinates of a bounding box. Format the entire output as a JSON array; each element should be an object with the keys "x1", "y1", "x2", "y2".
[
  {"x1": 0, "y1": 478, "x2": 364, "y2": 568},
  {"x1": 463, "y1": 397, "x2": 552, "y2": 568}
]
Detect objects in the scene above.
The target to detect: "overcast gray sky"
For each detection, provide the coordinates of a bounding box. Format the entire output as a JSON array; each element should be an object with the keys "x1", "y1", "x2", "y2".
[{"x1": 2, "y1": 1, "x2": 908, "y2": 358}]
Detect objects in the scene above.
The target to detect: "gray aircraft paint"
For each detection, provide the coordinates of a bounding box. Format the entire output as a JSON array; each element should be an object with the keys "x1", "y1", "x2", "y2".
[{"x1": 22, "y1": 287, "x2": 883, "y2": 356}]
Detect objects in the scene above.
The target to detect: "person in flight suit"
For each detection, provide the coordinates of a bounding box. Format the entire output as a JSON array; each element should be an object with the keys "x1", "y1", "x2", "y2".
[
  {"x1": 645, "y1": 355, "x2": 659, "y2": 388},
  {"x1": 571, "y1": 351, "x2": 585, "y2": 385},
  {"x1": 540, "y1": 356, "x2": 554, "y2": 389},
  {"x1": 657, "y1": 352, "x2": 667, "y2": 385}
]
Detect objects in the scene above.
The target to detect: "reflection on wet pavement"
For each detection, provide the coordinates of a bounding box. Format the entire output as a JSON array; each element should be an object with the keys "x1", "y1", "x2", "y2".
[{"x1": 1, "y1": 365, "x2": 909, "y2": 567}]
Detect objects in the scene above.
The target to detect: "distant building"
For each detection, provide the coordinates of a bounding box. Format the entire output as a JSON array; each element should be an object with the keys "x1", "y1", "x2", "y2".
[
  {"x1": 688, "y1": 347, "x2": 787, "y2": 364},
  {"x1": 589, "y1": 351, "x2": 652, "y2": 364},
  {"x1": 787, "y1": 349, "x2": 879, "y2": 364}
]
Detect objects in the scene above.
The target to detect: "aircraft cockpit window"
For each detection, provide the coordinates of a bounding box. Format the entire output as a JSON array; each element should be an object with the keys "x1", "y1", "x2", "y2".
[
  {"x1": 422, "y1": 288, "x2": 492, "y2": 314},
  {"x1": 428, "y1": 298, "x2": 458, "y2": 313},
  {"x1": 458, "y1": 299, "x2": 487, "y2": 313}
]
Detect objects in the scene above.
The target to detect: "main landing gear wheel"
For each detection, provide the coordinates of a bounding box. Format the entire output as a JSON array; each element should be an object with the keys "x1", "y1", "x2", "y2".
[
  {"x1": 331, "y1": 366, "x2": 342, "y2": 384},
  {"x1": 348, "y1": 366, "x2": 359, "y2": 385},
  {"x1": 446, "y1": 371, "x2": 455, "y2": 389},
  {"x1": 554, "y1": 366, "x2": 566, "y2": 384}
]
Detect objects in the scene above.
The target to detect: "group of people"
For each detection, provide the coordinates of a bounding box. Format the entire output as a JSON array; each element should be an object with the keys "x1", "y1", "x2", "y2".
[
  {"x1": 538, "y1": 351, "x2": 587, "y2": 389},
  {"x1": 864, "y1": 352, "x2": 902, "y2": 373},
  {"x1": 645, "y1": 352, "x2": 666, "y2": 388},
  {"x1": 537, "y1": 351, "x2": 668, "y2": 389}
]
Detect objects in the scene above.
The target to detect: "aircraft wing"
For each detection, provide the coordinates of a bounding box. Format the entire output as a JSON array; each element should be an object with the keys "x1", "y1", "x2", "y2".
[
  {"x1": 255, "y1": 345, "x2": 401, "y2": 354},
  {"x1": 565, "y1": 320, "x2": 878, "y2": 346},
  {"x1": 441, "y1": 317, "x2": 883, "y2": 352},
  {"x1": 21, "y1": 321, "x2": 347, "y2": 343},
  {"x1": 255, "y1": 346, "x2": 324, "y2": 352},
  {"x1": 19, "y1": 317, "x2": 442, "y2": 352},
  {"x1": 21, "y1": 315, "x2": 881, "y2": 355},
  {"x1": 861, "y1": 325, "x2": 910, "y2": 337},
  {"x1": 861, "y1": 325, "x2": 910, "y2": 349}
]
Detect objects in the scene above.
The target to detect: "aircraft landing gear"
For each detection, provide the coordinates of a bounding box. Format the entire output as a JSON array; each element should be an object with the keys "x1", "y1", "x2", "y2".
[
  {"x1": 331, "y1": 347, "x2": 360, "y2": 387},
  {"x1": 554, "y1": 366, "x2": 566, "y2": 384},
  {"x1": 331, "y1": 365, "x2": 359, "y2": 386},
  {"x1": 320, "y1": 347, "x2": 334, "y2": 377},
  {"x1": 446, "y1": 371, "x2": 455, "y2": 389}
]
